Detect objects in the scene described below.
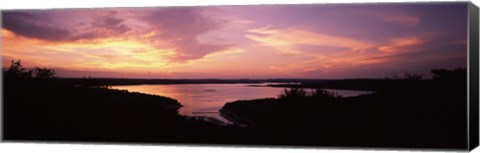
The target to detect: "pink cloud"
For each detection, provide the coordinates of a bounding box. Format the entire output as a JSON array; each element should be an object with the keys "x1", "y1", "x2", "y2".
[
  {"x1": 378, "y1": 37, "x2": 423, "y2": 53},
  {"x1": 141, "y1": 8, "x2": 233, "y2": 61},
  {"x1": 246, "y1": 26, "x2": 373, "y2": 54}
]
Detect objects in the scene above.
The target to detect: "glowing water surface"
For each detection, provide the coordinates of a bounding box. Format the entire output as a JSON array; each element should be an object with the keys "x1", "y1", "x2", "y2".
[{"x1": 111, "y1": 84, "x2": 372, "y2": 125}]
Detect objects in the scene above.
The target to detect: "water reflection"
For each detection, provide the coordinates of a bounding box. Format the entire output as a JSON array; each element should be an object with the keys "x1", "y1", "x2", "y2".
[
  {"x1": 112, "y1": 84, "x2": 284, "y2": 123},
  {"x1": 111, "y1": 84, "x2": 373, "y2": 124}
]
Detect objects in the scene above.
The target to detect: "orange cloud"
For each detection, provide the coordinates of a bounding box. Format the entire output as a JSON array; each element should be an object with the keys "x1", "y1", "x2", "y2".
[
  {"x1": 2, "y1": 25, "x2": 249, "y2": 78},
  {"x1": 378, "y1": 37, "x2": 423, "y2": 53},
  {"x1": 1, "y1": 28, "x2": 15, "y2": 38},
  {"x1": 3, "y1": 28, "x2": 175, "y2": 71}
]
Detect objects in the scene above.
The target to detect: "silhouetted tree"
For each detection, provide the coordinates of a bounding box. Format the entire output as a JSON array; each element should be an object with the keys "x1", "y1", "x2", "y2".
[
  {"x1": 402, "y1": 72, "x2": 423, "y2": 80},
  {"x1": 4, "y1": 60, "x2": 56, "y2": 79},
  {"x1": 385, "y1": 72, "x2": 423, "y2": 80},
  {"x1": 431, "y1": 68, "x2": 466, "y2": 81},
  {"x1": 33, "y1": 67, "x2": 56, "y2": 79},
  {"x1": 5, "y1": 60, "x2": 32, "y2": 79}
]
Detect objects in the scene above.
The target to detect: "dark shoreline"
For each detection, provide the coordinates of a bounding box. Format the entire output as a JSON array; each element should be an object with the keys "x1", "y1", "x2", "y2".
[
  {"x1": 3, "y1": 68, "x2": 470, "y2": 149},
  {"x1": 218, "y1": 77, "x2": 468, "y2": 149}
]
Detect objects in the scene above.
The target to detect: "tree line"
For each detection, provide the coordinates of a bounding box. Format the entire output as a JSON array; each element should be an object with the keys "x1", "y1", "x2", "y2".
[{"x1": 4, "y1": 60, "x2": 56, "y2": 79}]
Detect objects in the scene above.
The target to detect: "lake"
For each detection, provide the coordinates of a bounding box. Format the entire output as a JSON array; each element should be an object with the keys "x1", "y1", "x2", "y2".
[{"x1": 111, "y1": 83, "x2": 373, "y2": 124}]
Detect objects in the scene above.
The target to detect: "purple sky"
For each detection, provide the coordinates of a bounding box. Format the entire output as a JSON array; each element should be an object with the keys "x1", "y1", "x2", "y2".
[{"x1": 2, "y1": 3, "x2": 469, "y2": 79}]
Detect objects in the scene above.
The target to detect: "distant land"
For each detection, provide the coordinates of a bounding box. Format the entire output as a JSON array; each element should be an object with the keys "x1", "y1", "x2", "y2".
[{"x1": 54, "y1": 78, "x2": 332, "y2": 86}]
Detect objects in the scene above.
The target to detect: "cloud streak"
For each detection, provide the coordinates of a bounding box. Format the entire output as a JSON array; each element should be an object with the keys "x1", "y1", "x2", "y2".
[
  {"x1": 378, "y1": 37, "x2": 423, "y2": 53},
  {"x1": 246, "y1": 26, "x2": 373, "y2": 54}
]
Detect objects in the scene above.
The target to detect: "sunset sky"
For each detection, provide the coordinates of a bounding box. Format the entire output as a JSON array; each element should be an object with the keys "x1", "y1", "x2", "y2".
[{"x1": 1, "y1": 3, "x2": 468, "y2": 79}]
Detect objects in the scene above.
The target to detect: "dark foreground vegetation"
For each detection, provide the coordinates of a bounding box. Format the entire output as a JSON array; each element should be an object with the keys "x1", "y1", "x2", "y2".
[
  {"x1": 221, "y1": 68, "x2": 468, "y2": 149},
  {"x1": 3, "y1": 61, "x2": 241, "y2": 143},
  {"x1": 3, "y1": 60, "x2": 468, "y2": 150}
]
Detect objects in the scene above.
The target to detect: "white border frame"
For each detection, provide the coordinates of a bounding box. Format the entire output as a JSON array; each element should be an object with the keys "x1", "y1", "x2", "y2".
[{"x1": 0, "y1": 0, "x2": 478, "y2": 153}]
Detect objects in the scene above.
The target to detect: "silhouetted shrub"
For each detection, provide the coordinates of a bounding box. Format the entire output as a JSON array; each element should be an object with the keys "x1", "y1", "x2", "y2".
[
  {"x1": 278, "y1": 88, "x2": 307, "y2": 99},
  {"x1": 402, "y1": 72, "x2": 423, "y2": 80},
  {"x1": 311, "y1": 88, "x2": 338, "y2": 98},
  {"x1": 431, "y1": 68, "x2": 466, "y2": 81}
]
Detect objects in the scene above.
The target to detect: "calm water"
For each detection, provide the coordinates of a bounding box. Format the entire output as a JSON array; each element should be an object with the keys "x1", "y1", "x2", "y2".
[{"x1": 111, "y1": 84, "x2": 372, "y2": 124}]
